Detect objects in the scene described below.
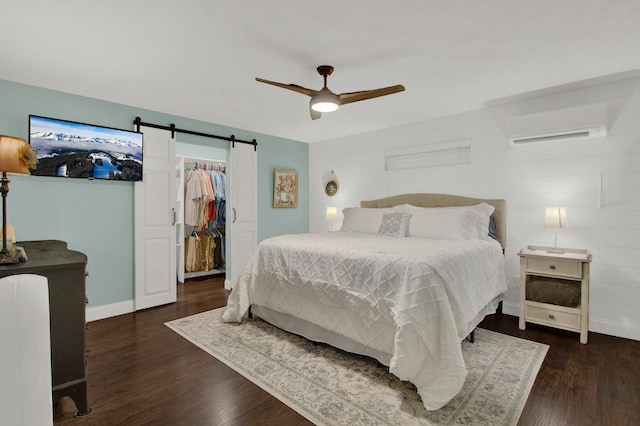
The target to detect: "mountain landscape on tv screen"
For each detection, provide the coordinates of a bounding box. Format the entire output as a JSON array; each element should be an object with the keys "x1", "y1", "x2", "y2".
[{"x1": 30, "y1": 131, "x2": 142, "y2": 181}]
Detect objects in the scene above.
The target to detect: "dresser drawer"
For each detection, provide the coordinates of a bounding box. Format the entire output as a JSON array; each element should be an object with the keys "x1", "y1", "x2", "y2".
[
  {"x1": 526, "y1": 256, "x2": 582, "y2": 278},
  {"x1": 525, "y1": 303, "x2": 580, "y2": 330}
]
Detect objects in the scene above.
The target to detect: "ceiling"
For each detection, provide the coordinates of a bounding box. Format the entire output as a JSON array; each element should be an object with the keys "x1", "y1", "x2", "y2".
[{"x1": 2, "y1": 1, "x2": 639, "y2": 143}]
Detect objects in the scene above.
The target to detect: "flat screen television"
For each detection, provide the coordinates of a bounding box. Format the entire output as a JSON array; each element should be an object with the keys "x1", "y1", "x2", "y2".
[{"x1": 28, "y1": 115, "x2": 143, "y2": 181}]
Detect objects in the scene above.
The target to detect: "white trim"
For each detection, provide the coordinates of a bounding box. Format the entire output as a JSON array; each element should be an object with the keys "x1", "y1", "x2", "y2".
[
  {"x1": 384, "y1": 139, "x2": 471, "y2": 171},
  {"x1": 86, "y1": 300, "x2": 134, "y2": 322},
  {"x1": 502, "y1": 301, "x2": 520, "y2": 317},
  {"x1": 590, "y1": 317, "x2": 640, "y2": 342},
  {"x1": 85, "y1": 297, "x2": 640, "y2": 341}
]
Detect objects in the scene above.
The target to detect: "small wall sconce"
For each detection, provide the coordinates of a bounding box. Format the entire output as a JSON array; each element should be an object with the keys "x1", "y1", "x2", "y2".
[{"x1": 544, "y1": 207, "x2": 567, "y2": 253}]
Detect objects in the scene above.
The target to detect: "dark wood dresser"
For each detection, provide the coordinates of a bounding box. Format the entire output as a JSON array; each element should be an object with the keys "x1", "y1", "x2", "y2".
[{"x1": 0, "y1": 240, "x2": 90, "y2": 416}]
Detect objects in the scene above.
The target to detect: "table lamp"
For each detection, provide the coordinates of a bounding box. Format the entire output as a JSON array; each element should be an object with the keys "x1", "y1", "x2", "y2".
[
  {"x1": 325, "y1": 206, "x2": 338, "y2": 231},
  {"x1": 0, "y1": 135, "x2": 37, "y2": 264},
  {"x1": 544, "y1": 206, "x2": 567, "y2": 254}
]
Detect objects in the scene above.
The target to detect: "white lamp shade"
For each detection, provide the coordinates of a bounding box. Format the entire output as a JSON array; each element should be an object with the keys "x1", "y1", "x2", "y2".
[
  {"x1": 544, "y1": 207, "x2": 567, "y2": 228},
  {"x1": 325, "y1": 206, "x2": 338, "y2": 220}
]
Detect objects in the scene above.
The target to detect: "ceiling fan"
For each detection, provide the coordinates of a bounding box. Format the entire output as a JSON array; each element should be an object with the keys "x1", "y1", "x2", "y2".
[{"x1": 255, "y1": 65, "x2": 405, "y2": 120}]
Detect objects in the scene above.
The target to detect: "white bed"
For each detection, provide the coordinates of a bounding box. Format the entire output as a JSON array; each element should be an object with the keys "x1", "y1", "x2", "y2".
[{"x1": 223, "y1": 193, "x2": 508, "y2": 410}]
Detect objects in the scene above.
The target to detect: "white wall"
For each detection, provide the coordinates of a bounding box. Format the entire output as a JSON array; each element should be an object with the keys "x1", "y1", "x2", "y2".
[{"x1": 309, "y1": 75, "x2": 640, "y2": 341}]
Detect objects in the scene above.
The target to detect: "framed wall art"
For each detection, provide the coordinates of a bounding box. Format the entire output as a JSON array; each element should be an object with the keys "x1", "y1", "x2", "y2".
[{"x1": 273, "y1": 168, "x2": 298, "y2": 208}]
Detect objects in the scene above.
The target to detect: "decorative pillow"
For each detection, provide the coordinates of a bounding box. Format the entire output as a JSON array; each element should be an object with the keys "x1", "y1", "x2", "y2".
[
  {"x1": 377, "y1": 212, "x2": 411, "y2": 237},
  {"x1": 341, "y1": 207, "x2": 394, "y2": 234}
]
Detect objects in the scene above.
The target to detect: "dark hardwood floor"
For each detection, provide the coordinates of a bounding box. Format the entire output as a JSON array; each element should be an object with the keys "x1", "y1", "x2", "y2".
[
  {"x1": 55, "y1": 277, "x2": 640, "y2": 425},
  {"x1": 481, "y1": 313, "x2": 640, "y2": 426}
]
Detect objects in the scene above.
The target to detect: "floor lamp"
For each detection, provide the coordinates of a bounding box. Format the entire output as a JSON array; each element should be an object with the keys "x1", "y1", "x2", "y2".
[{"x1": 0, "y1": 135, "x2": 37, "y2": 264}]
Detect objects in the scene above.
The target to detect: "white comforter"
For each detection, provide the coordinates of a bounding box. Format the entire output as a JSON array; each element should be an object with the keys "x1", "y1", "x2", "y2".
[{"x1": 223, "y1": 231, "x2": 508, "y2": 410}]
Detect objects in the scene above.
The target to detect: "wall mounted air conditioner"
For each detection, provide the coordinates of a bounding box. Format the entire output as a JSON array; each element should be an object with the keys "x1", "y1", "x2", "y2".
[{"x1": 508, "y1": 103, "x2": 608, "y2": 146}]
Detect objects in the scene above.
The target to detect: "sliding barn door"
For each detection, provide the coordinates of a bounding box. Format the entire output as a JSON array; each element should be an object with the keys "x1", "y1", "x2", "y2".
[
  {"x1": 134, "y1": 126, "x2": 177, "y2": 310},
  {"x1": 175, "y1": 156, "x2": 185, "y2": 284},
  {"x1": 227, "y1": 142, "x2": 257, "y2": 290}
]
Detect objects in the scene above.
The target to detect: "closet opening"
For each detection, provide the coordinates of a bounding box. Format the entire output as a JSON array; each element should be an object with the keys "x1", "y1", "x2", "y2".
[{"x1": 177, "y1": 156, "x2": 227, "y2": 282}]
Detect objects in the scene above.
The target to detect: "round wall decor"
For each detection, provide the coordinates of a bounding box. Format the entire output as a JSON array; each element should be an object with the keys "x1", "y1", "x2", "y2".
[{"x1": 324, "y1": 179, "x2": 339, "y2": 197}]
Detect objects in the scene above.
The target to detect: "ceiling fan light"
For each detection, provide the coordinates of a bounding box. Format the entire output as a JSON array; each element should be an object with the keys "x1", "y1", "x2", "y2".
[
  {"x1": 310, "y1": 93, "x2": 340, "y2": 112},
  {"x1": 311, "y1": 101, "x2": 339, "y2": 112}
]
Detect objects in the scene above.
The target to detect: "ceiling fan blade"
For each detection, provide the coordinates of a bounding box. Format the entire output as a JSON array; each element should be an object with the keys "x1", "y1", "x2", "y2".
[
  {"x1": 255, "y1": 78, "x2": 317, "y2": 97},
  {"x1": 309, "y1": 107, "x2": 321, "y2": 120},
  {"x1": 339, "y1": 85, "x2": 405, "y2": 105}
]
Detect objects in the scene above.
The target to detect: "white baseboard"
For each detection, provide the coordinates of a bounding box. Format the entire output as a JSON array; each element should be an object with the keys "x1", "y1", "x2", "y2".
[
  {"x1": 499, "y1": 301, "x2": 640, "y2": 342},
  {"x1": 502, "y1": 301, "x2": 520, "y2": 317},
  {"x1": 588, "y1": 318, "x2": 640, "y2": 341},
  {"x1": 86, "y1": 299, "x2": 134, "y2": 322},
  {"x1": 85, "y1": 297, "x2": 640, "y2": 342},
  {"x1": 224, "y1": 278, "x2": 232, "y2": 290}
]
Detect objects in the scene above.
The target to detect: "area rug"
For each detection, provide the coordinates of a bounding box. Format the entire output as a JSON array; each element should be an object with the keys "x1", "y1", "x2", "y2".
[{"x1": 166, "y1": 308, "x2": 548, "y2": 425}]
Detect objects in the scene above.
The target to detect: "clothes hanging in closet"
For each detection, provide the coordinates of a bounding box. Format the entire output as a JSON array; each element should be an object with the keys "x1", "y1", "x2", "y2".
[
  {"x1": 183, "y1": 162, "x2": 226, "y2": 273},
  {"x1": 184, "y1": 230, "x2": 217, "y2": 272},
  {"x1": 184, "y1": 165, "x2": 226, "y2": 230}
]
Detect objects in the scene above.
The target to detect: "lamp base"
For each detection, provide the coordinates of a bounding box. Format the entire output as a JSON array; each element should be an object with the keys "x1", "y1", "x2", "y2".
[{"x1": 0, "y1": 248, "x2": 19, "y2": 265}]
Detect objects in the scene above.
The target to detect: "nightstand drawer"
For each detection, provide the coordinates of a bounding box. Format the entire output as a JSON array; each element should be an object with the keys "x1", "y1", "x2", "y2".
[
  {"x1": 526, "y1": 257, "x2": 582, "y2": 278},
  {"x1": 525, "y1": 304, "x2": 580, "y2": 330}
]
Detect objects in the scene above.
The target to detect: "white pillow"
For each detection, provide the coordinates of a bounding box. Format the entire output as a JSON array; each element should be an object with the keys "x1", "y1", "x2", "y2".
[
  {"x1": 341, "y1": 207, "x2": 394, "y2": 234},
  {"x1": 397, "y1": 203, "x2": 495, "y2": 241},
  {"x1": 462, "y1": 203, "x2": 495, "y2": 241},
  {"x1": 377, "y1": 212, "x2": 412, "y2": 237}
]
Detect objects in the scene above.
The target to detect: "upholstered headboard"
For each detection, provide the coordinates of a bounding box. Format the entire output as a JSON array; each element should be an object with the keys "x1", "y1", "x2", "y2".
[{"x1": 360, "y1": 193, "x2": 506, "y2": 250}]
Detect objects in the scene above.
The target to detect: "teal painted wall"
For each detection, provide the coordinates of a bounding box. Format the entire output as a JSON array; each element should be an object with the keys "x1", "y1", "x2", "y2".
[
  {"x1": 0, "y1": 79, "x2": 308, "y2": 308},
  {"x1": 258, "y1": 137, "x2": 309, "y2": 241}
]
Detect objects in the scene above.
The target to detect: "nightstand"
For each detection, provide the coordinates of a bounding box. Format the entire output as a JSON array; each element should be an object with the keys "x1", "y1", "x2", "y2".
[{"x1": 518, "y1": 245, "x2": 592, "y2": 344}]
